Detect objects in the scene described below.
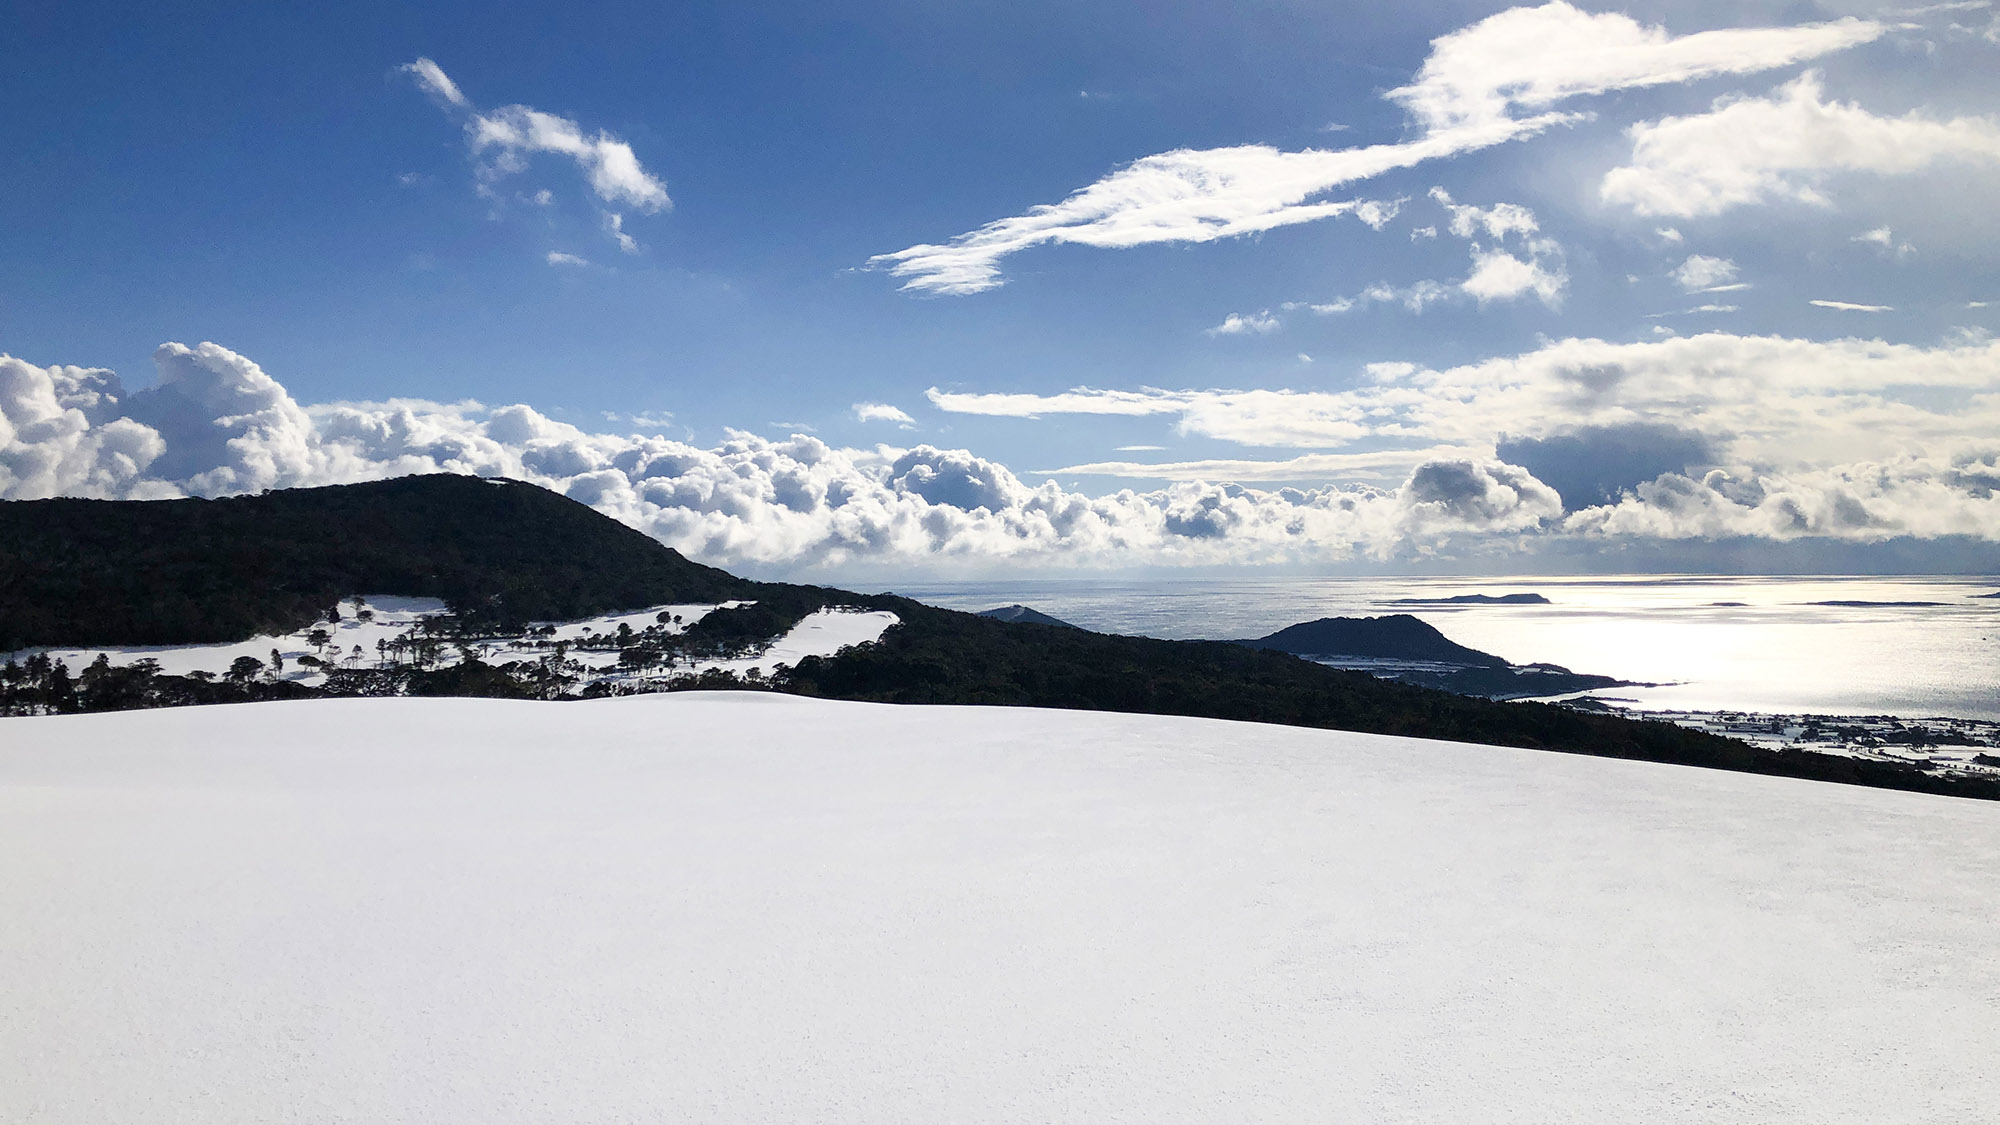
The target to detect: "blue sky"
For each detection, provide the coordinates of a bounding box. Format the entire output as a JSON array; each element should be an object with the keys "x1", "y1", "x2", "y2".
[{"x1": 4, "y1": 1, "x2": 1998, "y2": 576}]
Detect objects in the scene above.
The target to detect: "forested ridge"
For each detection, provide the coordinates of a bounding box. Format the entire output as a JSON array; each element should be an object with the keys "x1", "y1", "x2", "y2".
[{"x1": 0, "y1": 475, "x2": 751, "y2": 649}]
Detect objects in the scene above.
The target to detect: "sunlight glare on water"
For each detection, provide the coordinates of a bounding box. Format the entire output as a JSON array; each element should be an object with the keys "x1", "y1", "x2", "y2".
[{"x1": 896, "y1": 576, "x2": 2000, "y2": 721}]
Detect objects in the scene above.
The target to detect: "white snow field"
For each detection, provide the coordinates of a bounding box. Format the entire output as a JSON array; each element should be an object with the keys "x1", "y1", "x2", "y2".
[
  {"x1": 3, "y1": 695, "x2": 1997, "y2": 1123},
  {"x1": 3, "y1": 598, "x2": 898, "y2": 690}
]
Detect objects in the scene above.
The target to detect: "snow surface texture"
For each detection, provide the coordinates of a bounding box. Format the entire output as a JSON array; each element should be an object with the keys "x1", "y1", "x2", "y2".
[
  {"x1": 4, "y1": 599, "x2": 897, "y2": 688},
  {"x1": 4, "y1": 695, "x2": 1997, "y2": 1123}
]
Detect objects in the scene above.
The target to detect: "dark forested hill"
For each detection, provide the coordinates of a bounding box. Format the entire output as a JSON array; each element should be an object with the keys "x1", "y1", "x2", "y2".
[{"x1": 0, "y1": 474, "x2": 751, "y2": 648}]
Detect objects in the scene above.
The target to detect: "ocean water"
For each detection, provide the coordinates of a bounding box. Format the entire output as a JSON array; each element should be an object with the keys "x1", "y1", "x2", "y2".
[{"x1": 892, "y1": 575, "x2": 2000, "y2": 721}]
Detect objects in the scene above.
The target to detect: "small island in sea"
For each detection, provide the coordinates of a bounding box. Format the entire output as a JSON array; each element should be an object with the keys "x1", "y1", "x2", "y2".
[
  {"x1": 976, "y1": 604, "x2": 1079, "y2": 629},
  {"x1": 1230, "y1": 614, "x2": 1632, "y2": 700}
]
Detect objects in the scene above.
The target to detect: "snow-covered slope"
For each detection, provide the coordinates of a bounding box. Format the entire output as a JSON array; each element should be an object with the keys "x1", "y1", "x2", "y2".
[
  {"x1": 4, "y1": 598, "x2": 897, "y2": 692},
  {"x1": 4, "y1": 696, "x2": 1996, "y2": 1122}
]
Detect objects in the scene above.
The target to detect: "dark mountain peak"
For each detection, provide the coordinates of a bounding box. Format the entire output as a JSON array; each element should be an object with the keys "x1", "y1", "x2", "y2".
[
  {"x1": 977, "y1": 605, "x2": 1079, "y2": 629},
  {"x1": 1244, "y1": 614, "x2": 1508, "y2": 668}
]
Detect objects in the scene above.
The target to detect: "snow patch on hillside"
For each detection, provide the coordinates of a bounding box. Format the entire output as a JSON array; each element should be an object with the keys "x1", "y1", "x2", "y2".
[
  {"x1": 2, "y1": 598, "x2": 896, "y2": 692},
  {"x1": 3, "y1": 695, "x2": 1997, "y2": 1121}
]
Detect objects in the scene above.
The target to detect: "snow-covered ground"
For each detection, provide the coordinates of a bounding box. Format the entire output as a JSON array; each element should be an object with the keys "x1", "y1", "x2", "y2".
[
  {"x1": 4, "y1": 695, "x2": 1996, "y2": 1122},
  {"x1": 2, "y1": 599, "x2": 896, "y2": 691},
  {"x1": 4, "y1": 595, "x2": 453, "y2": 685}
]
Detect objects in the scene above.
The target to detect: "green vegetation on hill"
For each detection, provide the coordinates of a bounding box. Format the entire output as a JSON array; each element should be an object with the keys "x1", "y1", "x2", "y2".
[{"x1": 0, "y1": 475, "x2": 751, "y2": 649}]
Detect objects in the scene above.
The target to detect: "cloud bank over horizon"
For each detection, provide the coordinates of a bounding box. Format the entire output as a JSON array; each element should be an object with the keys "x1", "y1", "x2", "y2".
[{"x1": 4, "y1": 339, "x2": 1995, "y2": 575}]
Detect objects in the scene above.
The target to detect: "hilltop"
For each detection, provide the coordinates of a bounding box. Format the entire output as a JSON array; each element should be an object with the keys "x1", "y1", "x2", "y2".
[{"x1": 0, "y1": 475, "x2": 751, "y2": 649}]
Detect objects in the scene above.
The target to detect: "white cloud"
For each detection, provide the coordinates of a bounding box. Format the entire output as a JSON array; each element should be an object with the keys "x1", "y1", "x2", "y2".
[
  {"x1": 1411, "y1": 226, "x2": 1438, "y2": 240},
  {"x1": 1602, "y1": 72, "x2": 2000, "y2": 218},
  {"x1": 1460, "y1": 249, "x2": 1567, "y2": 306},
  {"x1": 1810, "y1": 299, "x2": 1893, "y2": 311},
  {"x1": 0, "y1": 344, "x2": 1582, "y2": 569},
  {"x1": 6, "y1": 338, "x2": 1998, "y2": 569},
  {"x1": 1852, "y1": 226, "x2": 1915, "y2": 257},
  {"x1": 1670, "y1": 254, "x2": 1739, "y2": 292},
  {"x1": 1042, "y1": 446, "x2": 1484, "y2": 483},
  {"x1": 1114, "y1": 445, "x2": 1166, "y2": 452},
  {"x1": 1891, "y1": 1, "x2": 1991, "y2": 15},
  {"x1": 546, "y1": 251, "x2": 590, "y2": 267},
  {"x1": 468, "y1": 107, "x2": 671, "y2": 214},
  {"x1": 1647, "y1": 304, "x2": 1741, "y2": 317},
  {"x1": 399, "y1": 58, "x2": 470, "y2": 109},
  {"x1": 1565, "y1": 456, "x2": 2000, "y2": 543},
  {"x1": 872, "y1": 4, "x2": 1879, "y2": 294},
  {"x1": 0, "y1": 356, "x2": 169, "y2": 501},
  {"x1": 604, "y1": 212, "x2": 640, "y2": 254},
  {"x1": 604, "y1": 410, "x2": 676, "y2": 430},
  {"x1": 854, "y1": 403, "x2": 916, "y2": 425},
  {"x1": 1656, "y1": 227, "x2": 1684, "y2": 243},
  {"x1": 1428, "y1": 187, "x2": 1539, "y2": 240},
  {"x1": 1302, "y1": 228, "x2": 1567, "y2": 315},
  {"x1": 928, "y1": 333, "x2": 2000, "y2": 485},
  {"x1": 1382, "y1": 3, "x2": 1881, "y2": 135},
  {"x1": 1206, "y1": 311, "x2": 1281, "y2": 336},
  {"x1": 401, "y1": 57, "x2": 671, "y2": 227}
]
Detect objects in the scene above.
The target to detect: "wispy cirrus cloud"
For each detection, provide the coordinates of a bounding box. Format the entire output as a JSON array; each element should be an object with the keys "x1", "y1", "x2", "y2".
[
  {"x1": 871, "y1": 4, "x2": 1883, "y2": 294},
  {"x1": 1041, "y1": 446, "x2": 1482, "y2": 483}
]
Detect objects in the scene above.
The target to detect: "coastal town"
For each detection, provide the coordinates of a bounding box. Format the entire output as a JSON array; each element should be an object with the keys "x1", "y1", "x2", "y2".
[{"x1": 1570, "y1": 700, "x2": 2000, "y2": 780}]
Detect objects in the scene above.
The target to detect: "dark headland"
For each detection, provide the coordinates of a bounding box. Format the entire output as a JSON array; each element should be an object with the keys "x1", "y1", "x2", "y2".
[{"x1": 977, "y1": 605, "x2": 1079, "y2": 629}]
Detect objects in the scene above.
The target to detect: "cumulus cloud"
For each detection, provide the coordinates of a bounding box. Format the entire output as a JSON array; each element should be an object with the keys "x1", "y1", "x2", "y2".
[
  {"x1": 1810, "y1": 299, "x2": 1893, "y2": 311},
  {"x1": 872, "y1": 4, "x2": 1879, "y2": 294},
  {"x1": 1670, "y1": 255, "x2": 1739, "y2": 292},
  {"x1": 1460, "y1": 249, "x2": 1567, "y2": 306},
  {"x1": 1427, "y1": 187, "x2": 1538, "y2": 240},
  {"x1": 1565, "y1": 455, "x2": 2000, "y2": 543},
  {"x1": 1602, "y1": 72, "x2": 2000, "y2": 218},
  {"x1": 546, "y1": 251, "x2": 590, "y2": 267},
  {"x1": 0, "y1": 356, "x2": 168, "y2": 500},
  {"x1": 6, "y1": 338, "x2": 1998, "y2": 568},
  {"x1": 0, "y1": 343, "x2": 1580, "y2": 571},
  {"x1": 1497, "y1": 422, "x2": 1715, "y2": 510}
]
